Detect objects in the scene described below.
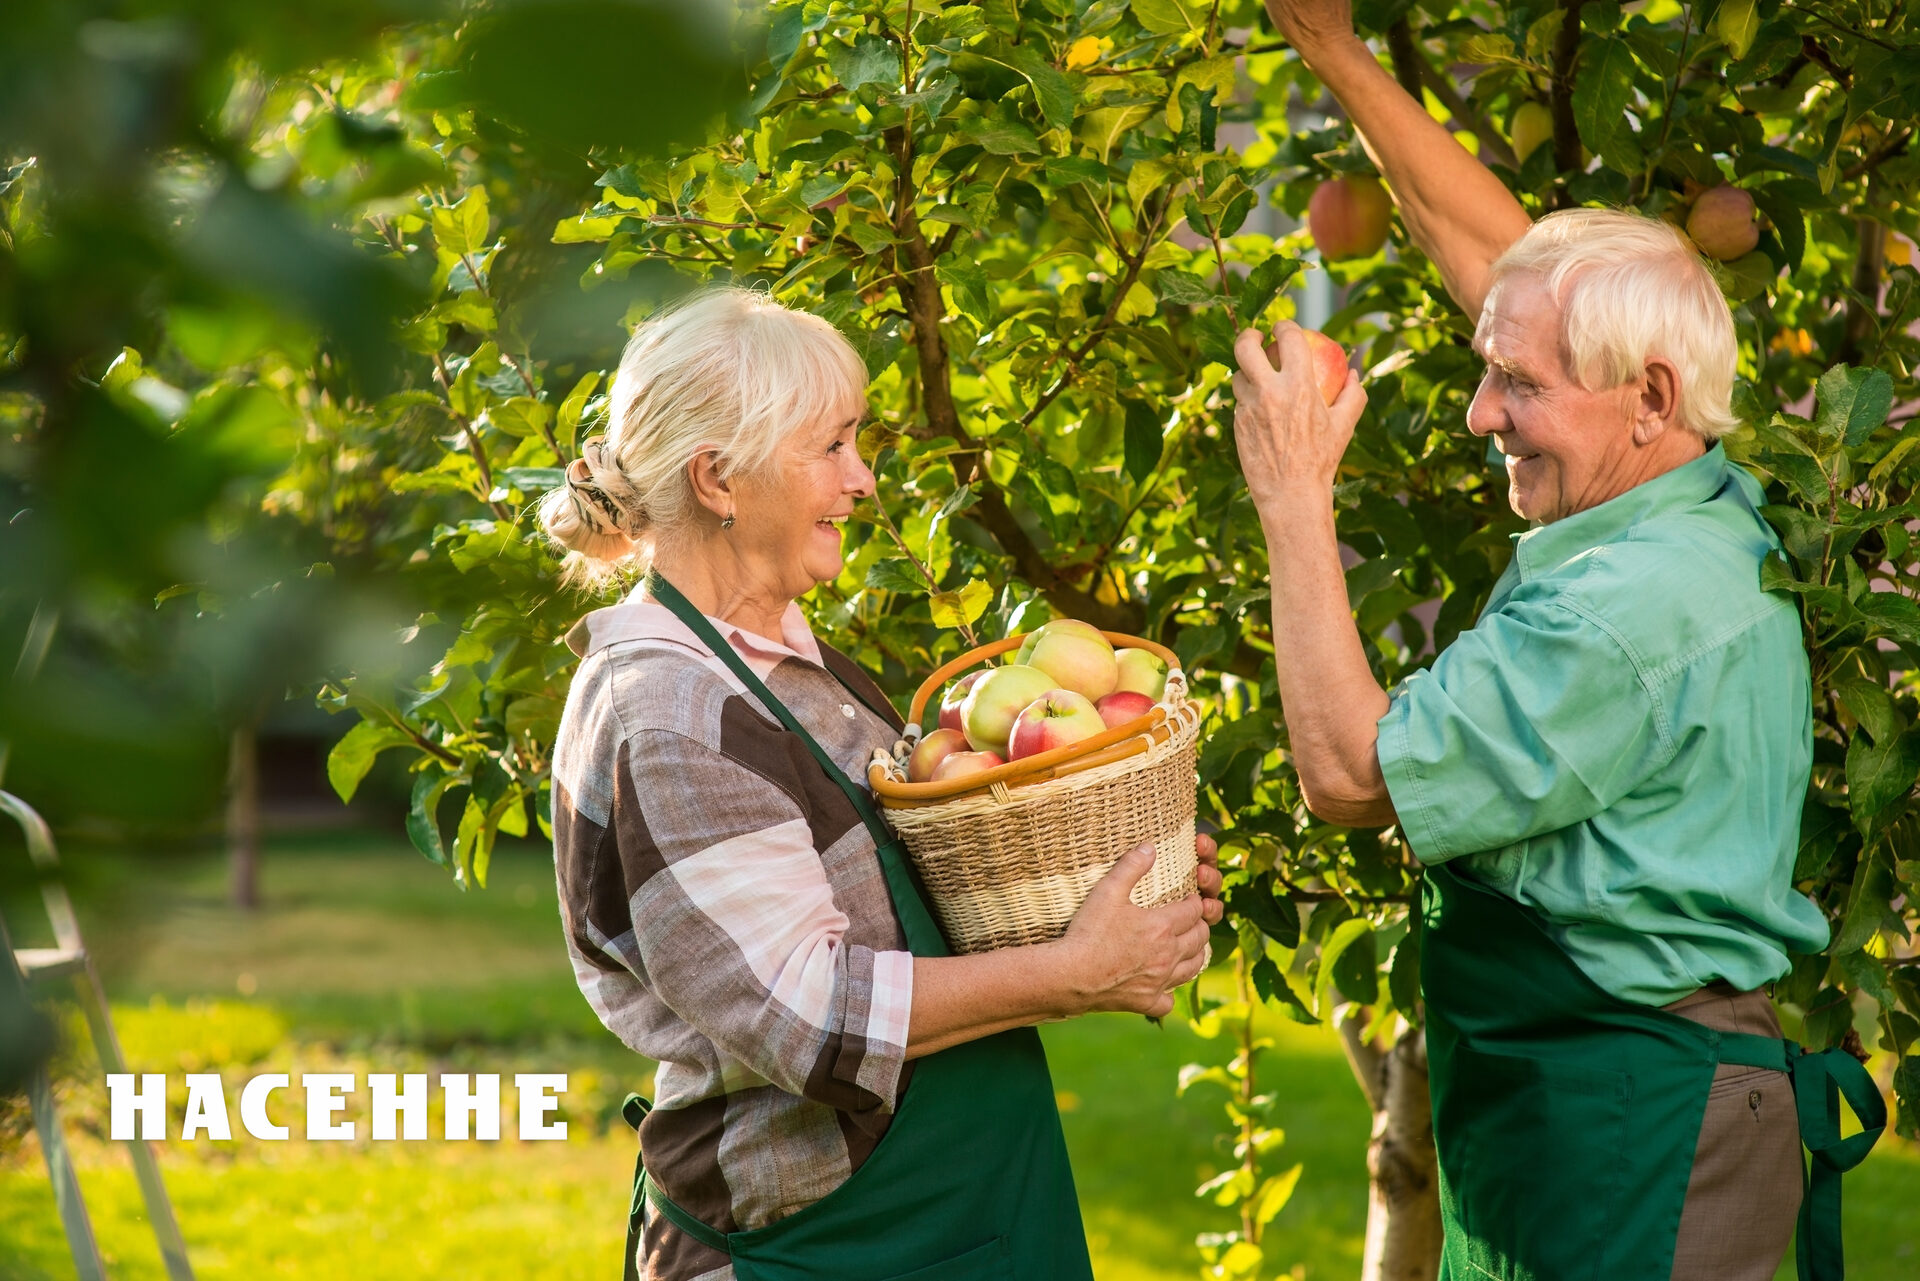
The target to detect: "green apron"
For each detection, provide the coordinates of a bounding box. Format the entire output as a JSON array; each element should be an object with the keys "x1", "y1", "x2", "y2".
[
  {"x1": 1422, "y1": 860, "x2": 1886, "y2": 1281},
  {"x1": 619, "y1": 575, "x2": 1094, "y2": 1281}
]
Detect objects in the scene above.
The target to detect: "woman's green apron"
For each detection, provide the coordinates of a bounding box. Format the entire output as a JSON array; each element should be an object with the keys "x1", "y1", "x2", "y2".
[
  {"x1": 619, "y1": 575, "x2": 1094, "y2": 1281},
  {"x1": 1423, "y1": 860, "x2": 1885, "y2": 1281}
]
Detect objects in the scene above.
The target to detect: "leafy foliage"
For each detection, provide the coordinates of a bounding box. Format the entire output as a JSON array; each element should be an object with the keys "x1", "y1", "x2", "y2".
[{"x1": 5, "y1": 0, "x2": 1920, "y2": 1275}]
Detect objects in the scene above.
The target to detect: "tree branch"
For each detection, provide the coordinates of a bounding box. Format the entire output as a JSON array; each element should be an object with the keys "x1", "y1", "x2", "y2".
[
  {"x1": 1337, "y1": 1003, "x2": 1387, "y2": 1112},
  {"x1": 1389, "y1": 21, "x2": 1517, "y2": 169},
  {"x1": 1549, "y1": 0, "x2": 1590, "y2": 194}
]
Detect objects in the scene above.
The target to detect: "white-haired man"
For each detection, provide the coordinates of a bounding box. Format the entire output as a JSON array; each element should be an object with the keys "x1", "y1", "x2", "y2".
[{"x1": 1234, "y1": 3, "x2": 1883, "y2": 1279}]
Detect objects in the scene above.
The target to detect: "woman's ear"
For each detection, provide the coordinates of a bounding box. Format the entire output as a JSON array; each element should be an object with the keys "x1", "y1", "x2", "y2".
[
  {"x1": 685, "y1": 448, "x2": 732, "y2": 521},
  {"x1": 1633, "y1": 357, "x2": 1683, "y2": 444}
]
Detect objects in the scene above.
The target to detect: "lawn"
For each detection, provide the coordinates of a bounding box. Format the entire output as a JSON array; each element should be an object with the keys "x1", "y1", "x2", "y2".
[{"x1": 0, "y1": 830, "x2": 1912, "y2": 1280}]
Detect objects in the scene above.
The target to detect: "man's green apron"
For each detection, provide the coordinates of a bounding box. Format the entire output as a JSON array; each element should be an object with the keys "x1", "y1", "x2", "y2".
[
  {"x1": 1423, "y1": 861, "x2": 1886, "y2": 1281},
  {"x1": 618, "y1": 575, "x2": 1094, "y2": 1281}
]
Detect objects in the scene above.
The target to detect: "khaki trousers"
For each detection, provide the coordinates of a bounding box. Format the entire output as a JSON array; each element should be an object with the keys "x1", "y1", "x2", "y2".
[{"x1": 1665, "y1": 984, "x2": 1803, "y2": 1280}]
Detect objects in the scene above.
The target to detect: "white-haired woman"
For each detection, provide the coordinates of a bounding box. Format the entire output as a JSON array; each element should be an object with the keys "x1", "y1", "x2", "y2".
[
  {"x1": 542, "y1": 287, "x2": 1220, "y2": 1281},
  {"x1": 1234, "y1": 4, "x2": 1884, "y2": 1281}
]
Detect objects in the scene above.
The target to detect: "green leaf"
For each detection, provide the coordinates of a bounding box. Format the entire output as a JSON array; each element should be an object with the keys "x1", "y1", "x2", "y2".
[
  {"x1": 1250, "y1": 955, "x2": 1315, "y2": 1022},
  {"x1": 992, "y1": 45, "x2": 1079, "y2": 133},
  {"x1": 1835, "y1": 854, "x2": 1901, "y2": 952},
  {"x1": 865, "y1": 558, "x2": 925, "y2": 594},
  {"x1": 1571, "y1": 39, "x2": 1637, "y2": 154},
  {"x1": 1846, "y1": 727, "x2": 1920, "y2": 826},
  {"x1": 452, "y1": 794, "x2": 487, "y2": 888},
  {"x1": 1716, "y1": 0, "x2": 1760, "y2": 60},
  {"x1": 825, "y1": 34, "x2": 900, "y2": 92},
  {"x1": 1814, "y1": 364, "x2": 1896, "y2": 447},
  {"x1": 1079, "y1": 105, "x2": 1152, "y2": 163},
  {"x1": 1122, "y1": 398, "x2": 1165, "y2": 484},
  {"x1": 1251, "y1": 1164, "x2": 1304, "y2": 1227},
  {"x1": 1237, "y1": 255, "x2": 1301, "y2": 323},
  {"x1": 930, "y1": 579, "x2": 993, "y2": 629},
  {"x1": 407, "y1": 771, "x2": 456, "y2": 866},
  {"x1": 1232, "y1": 873, "x2": 1301, "y2": 948},
  {"x1": 1132, "y1": 0, "x2": 1202, "y2": 36},
  {"x1": 489, "y1": 397, "x2": 553, "y2": 440},
  {"x1": 1388, "y1": 924, "x2": 1422, "y2": 1016},
  {"x1": 1838, "y1": 948, "x2": 1897, "y2": 1010},
  {"x1": 1198, "y1": 711, "x2": 1279, "y2": 786},
  {"x1": 326, "y1": 719, "x2": 411, "y2": 803},
  {"x1": 959, "y1": 114, "x2": 1041, "y2": 156},
  {"x1": 1316, "y1": 917, "x2": 1378, "y2": 1011},
  {"x1": 1042, "y1": 156, "x2": 1107, "y2": 189},
  {"x1": 432, "y1": 188, "x2": 491, "y2": 259}
]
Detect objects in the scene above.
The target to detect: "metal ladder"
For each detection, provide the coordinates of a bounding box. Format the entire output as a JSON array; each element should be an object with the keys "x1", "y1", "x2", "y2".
[{"x1": 2, "y1": 604, "x2": 194, "y2": 1280}]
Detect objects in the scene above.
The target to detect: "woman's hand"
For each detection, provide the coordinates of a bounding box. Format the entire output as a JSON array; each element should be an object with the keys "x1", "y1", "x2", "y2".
[{"x1": 1055, "y1": 843, "x2": 1212, "y2": 1019}]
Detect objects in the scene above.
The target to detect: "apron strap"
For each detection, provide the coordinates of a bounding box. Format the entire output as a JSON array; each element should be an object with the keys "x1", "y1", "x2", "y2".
[
  {"x1": 644, "y1": 573, "x2": 950, "y2": 958},
  {"x1": 1788, "y1": 1044, "x2": 1888, "y2": 1281},
  {"x1": 622, "y1": 1094, "x2": 651, "y2": 1281}
]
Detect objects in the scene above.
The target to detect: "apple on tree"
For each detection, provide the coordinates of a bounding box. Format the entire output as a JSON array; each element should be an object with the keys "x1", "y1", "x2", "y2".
[
  {"x1": 906, "y1": 728, "x2": 971, "y2": 783},
  {"x1": 1686, "y1": 185, "x2": 1760, "y2": 261},
  {"x1": 1261, "y1": 328, "x2": 1350, "y2": 406},
  {"x1": 1307, "y1": 175, "x2": 1391, "y2": 261},
  {"x1": 1509, "y1": 100, "x2": 1553, "y2": 163},
  {"x1": 1007, "y1": 690, "x2": 1107, "y2": 760},
  {"x1": 960, "y1": 663, "x2": 1057, "y2": 757},
  {"x1": 1112, "y1": 648, "x2": 1168, "y2": 701}
]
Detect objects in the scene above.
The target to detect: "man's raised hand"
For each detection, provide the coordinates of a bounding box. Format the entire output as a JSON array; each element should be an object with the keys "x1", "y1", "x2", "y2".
[
  {"x1": 1231, "y1": 322, "x2": 1367, "y2": 519},
  {"x1": 1264, "y1": 0, "x2": 1360, "y2": 61}
]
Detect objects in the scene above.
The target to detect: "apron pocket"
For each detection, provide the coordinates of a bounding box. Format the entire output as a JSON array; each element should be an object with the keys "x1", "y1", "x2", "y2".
[
  {"x1": 873, "y1": 1237, "x2": 1008, "y2": 1281},
  {"x1": 1438, "y1": 1044, "x2": 1631, "y2": 1281}
]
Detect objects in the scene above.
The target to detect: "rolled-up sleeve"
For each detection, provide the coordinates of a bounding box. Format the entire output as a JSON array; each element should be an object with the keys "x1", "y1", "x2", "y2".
[
  {"x1": 1376, "y1": 598, "x2": 1673, "y2": 864},
  {"x1": 609, "y1": 728, "x2": 912, "y2": 1113}
]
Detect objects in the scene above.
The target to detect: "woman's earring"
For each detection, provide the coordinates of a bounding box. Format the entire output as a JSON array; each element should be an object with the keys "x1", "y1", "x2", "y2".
[{"x1": 721, "y1": 511, "x2": 736, "y2": 531}]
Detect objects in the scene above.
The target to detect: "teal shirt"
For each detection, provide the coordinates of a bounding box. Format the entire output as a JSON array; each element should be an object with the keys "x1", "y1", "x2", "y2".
[{"x1": 1377, "y1": 445, "x2": 1830, "y2": 1005}]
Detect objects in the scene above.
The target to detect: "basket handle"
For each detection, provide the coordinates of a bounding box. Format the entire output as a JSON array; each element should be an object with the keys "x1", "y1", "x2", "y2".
[{"x1": 905, "y1": 629, "x2": 1183, "y2": 726}]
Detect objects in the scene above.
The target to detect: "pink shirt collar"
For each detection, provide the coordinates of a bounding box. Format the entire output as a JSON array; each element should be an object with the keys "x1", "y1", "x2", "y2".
[{"x1": 564, "y1": 588, "x2": 824, "y2": 667}]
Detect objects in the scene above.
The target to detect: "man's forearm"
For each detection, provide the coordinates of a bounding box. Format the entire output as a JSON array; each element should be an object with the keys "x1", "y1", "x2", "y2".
[
  {"x1": 1296, "y1": 35, "x2": 1531, "y2": 320},
  {"x1": 1263, "y1": 495, "x2": 1397, "y2": 826}
]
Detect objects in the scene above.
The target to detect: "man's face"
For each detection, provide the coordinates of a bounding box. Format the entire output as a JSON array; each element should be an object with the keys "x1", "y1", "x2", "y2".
[{"x1": 1467, "y1": 276, "x2": 1643, "y2": 524}]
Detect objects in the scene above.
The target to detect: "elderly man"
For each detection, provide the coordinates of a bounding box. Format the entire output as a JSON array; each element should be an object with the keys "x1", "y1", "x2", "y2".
[{"x1": 1234, "y1": 3, "x2": 1883, "y2": 1279}]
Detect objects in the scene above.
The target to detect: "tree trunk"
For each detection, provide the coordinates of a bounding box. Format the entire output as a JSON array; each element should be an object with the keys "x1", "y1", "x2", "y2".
[
  {"x1": 1339, "y1": 1009, "x2": 1443, "y2": 1281},
  {"x1": 227, "y1": 721, "x2": 260, "y2": 910}
]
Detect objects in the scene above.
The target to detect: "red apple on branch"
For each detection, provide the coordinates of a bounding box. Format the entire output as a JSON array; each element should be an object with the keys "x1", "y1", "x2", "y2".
[{"x1": 1307, "y1": 176, "x2": 1391, "y2": 261}]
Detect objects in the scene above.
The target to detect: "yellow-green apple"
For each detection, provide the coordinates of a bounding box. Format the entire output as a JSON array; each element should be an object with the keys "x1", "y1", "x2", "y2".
[
  {"x1": 1112, "y1": 648, "x2": 1169, "y2": 700},
  {"x1": 937, "y1": 670, "x2": 984, "y2": 732},
  {"x1": 960, "y1": 663, "x2": 1057, "y2": 756},
  {"x1": 906, "y1": 728, "x2": 971, "y2": 783},
  {"x1": 1686, "y1": 186, "x2": 1759, "y2": 261},
  {"x1": 1307, "y1": 176, "x2": 1391, "y2": 260},
  {"x1": 1094, "y1": 689, "x2": 1156, "y2": 729},
  {"x1": 1007, "y1": 690, "x2": 1106, "y2": 760},
  {"x1": 1025, "y1": 621, "x2": 1118, "y2": 701},
  {"x1": 1014, "y1": 617, "x2": 1103, "y2": 667},
  {"x1": 931, "y1": 749, "x2": 1004, "y2": 782},
  {"x1": 1509, "y1": 101, "x2": 1553, "y2": 163}
]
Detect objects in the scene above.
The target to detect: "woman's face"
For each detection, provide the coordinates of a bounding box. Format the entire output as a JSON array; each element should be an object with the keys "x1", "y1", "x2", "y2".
[{"x1": 732, "y1": 404, "x2": 875, "y2": 598}]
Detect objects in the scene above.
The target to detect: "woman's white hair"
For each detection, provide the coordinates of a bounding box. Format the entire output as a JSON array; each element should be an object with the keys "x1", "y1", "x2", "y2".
[
  {"x1": 539, "y1": 286, "x2": 869, "y2": 585},
  {"x1": 1485, "y1": 208, "x2": 1740, "y2": 440}
]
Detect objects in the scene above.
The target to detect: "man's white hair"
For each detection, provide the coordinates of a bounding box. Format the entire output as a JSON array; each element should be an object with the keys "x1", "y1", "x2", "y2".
[
  {"x1": 1484, "y1": 208, "x2": 1740, "y2": 440},
  {"x1": 539, "y1": 286, "x2": 868, "y2": 583}
]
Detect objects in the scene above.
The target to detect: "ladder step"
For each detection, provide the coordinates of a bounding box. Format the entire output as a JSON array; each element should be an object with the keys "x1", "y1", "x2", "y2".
[{"x1": 15, "y1": 947, "x2": 87, "y2": 981}]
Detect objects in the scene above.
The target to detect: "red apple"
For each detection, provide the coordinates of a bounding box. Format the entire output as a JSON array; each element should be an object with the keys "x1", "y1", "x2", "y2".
[
  {"x1": 1007, "y1": 690, "x2": 1106, "y2": 760},
  {"x1": 1307, "y1": 176, "x2": 1391, "y2": 261},
  {"x1": 960, "y1": 663, "x2": 1057, "y2": 757},
  {"x1": 937, "y1": 670, "x2": 984, "y2": 733},
  {"x1": 1094, "y1": 689, "x2": 1156, "y2": 729},
  {"x1": 1112, "y1": 648, "x2": 1169, "y2": 700},
  {"x1": 931, "y1": 750, "x2": 1004, "y2": 782},
  {"x1": 1025, "y1": 620, "x2": 1118, "y2": 702},
  {"x1": 906, "y1": 728, "x2": 972, "y2": 783},
  {"x1": 1303, "y1": 330, "x2": 1350, "y2": 405},
  {"x1": 1686, "y1": 186, "x2": 1759, "y2": 262}
]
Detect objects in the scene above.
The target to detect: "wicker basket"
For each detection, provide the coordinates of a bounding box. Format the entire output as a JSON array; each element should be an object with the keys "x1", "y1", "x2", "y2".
[{"x1": 867, "y1": 632, "x2": 1202, "y2": 954}]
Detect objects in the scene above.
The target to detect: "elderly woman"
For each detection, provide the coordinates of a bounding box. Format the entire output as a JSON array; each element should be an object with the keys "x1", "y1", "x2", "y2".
[{"x1": 541, "y1": 287, "x2": 1219, "y2": 1281}]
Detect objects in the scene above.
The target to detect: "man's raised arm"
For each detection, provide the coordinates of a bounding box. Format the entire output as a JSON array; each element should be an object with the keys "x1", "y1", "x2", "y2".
[{"x1": 1265, "y1": 0, "x2": 1532, "y2": 320}]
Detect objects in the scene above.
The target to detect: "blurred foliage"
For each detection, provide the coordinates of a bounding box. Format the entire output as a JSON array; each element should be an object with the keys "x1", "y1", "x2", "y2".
[{"x1": 5, "y1": 0, "x2": 1920, "y2": 1276}]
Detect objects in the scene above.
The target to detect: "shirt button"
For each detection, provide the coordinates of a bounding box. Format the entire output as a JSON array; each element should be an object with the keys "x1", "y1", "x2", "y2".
[{"x1": 842, "y1": 704, "x2": 856, "y2": 718}]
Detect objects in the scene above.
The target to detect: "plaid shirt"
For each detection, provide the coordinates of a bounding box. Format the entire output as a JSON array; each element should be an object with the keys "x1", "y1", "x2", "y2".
[{"x1": 551, "y1": 591, "x2": 914, "y2": 1281}]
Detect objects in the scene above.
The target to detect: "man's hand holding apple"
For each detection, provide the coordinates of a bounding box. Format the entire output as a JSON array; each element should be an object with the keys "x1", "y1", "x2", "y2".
[{"x1": 1231, "y1": 323, "x2": 1367, "y2": 531}]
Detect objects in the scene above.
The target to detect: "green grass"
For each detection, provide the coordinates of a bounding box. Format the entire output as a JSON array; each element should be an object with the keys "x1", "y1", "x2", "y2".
[{"x1": 1, "y1": 831, "x2": 1913, "y2": 1280}]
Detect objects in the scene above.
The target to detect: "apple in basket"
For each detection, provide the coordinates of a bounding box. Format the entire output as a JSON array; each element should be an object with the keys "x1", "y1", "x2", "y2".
[
  {"x1": 937, "y1": 670, "x2": 984, "y2": 733},
  {"x1": 1093, "y1": 690, "x2": 1155, "y2": 730},
  {"x1": 932, "y1": 750, "x2": 1004, "y2": 782},
  {"x1": 1007, "y1": 690, "x2": 1107, "y2": 761},
  {"x1": 906, "y1": 728, "x2": 972, "y2": 783},
  {"x1": 1112, "y1": 648, "x2": 1169, "y2": 701},
  {"x1": 1021, "y1": 620, "x2": 1118, "y2": 702},
  {"x1": 961, "y1": 663, "x2": 1057, "y2": 757}
]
